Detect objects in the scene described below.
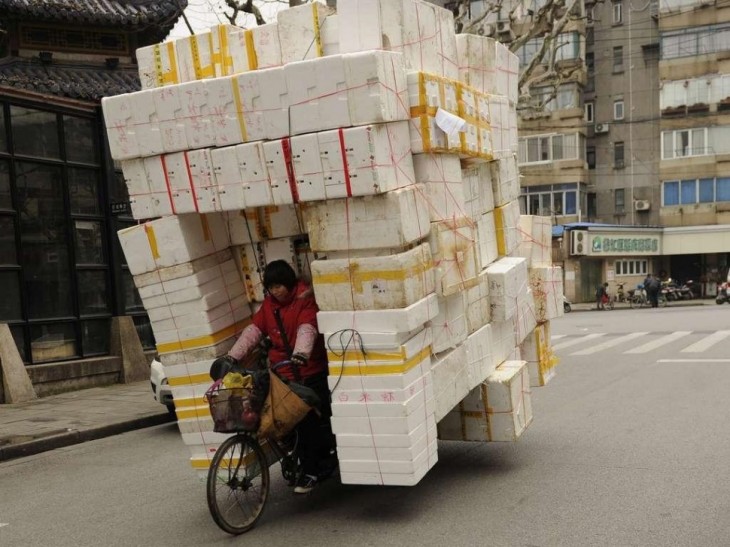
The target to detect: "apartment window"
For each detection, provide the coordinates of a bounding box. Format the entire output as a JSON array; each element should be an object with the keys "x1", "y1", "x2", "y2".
[
  {"x1": 586, "y1": 4, "x2": 595, "y2": 24},
  {"x1": 612, "y1": 0, "x2": 623, "y2": 24},
  {"x1": 614, "y1": 100, "x2": 624, "y2": 120},
  {"x1": 615, "y1": 260, "x2": 648, "y2": 276},
  {"x1": 615, "y1": 188, "x2": 625, "y2": 212},
  {"x1": 585, "y1": 102, "x2": 594, "y2": 123},
  {"x1": 587, "y1": 146, "x2": 596, "y2": 169},
  {"x1": 614, "y1": 141, "x2": 625, "y2": 168},
  {"x1": 555, "y1": 32, "x2": 581, "y2": 62},
  {"x1": 518, "y1": 37, "x2": 543, "y2": 67},
  {"x1": 663, "y1": 177, "x2": 730, "y2": 205},
  {"x1": 661, "y1": 128, "x2": 708, "y2": 159},
  {"x1": 586, "y1": 52, "x2": 594, "y2": 76},
  {"x1": 531, "y1": 83, "x2": 580, "y2": 112},
  {"x1": 518, "y1": 132, "x2": 584, "y2": 165},
  {"x1": 521, "y1": 183, "x2": 582, "y2": 216},
  {"x1": 613, "y1": 46, "x2": 624, "y2": 72},
  {"x1": 662, "y1": 24, "x2": 730, "y2": 60}
]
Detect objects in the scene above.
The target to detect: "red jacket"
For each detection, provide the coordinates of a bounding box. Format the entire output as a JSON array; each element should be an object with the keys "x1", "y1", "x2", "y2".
[{"x1": 253, "y1": 281, "x2": 327, "y2": 382}]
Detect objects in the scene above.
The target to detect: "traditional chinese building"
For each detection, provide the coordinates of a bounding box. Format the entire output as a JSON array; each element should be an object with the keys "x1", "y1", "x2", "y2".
[{"x1": 0, "y1": 0, "x2": 185, "y2": 396}]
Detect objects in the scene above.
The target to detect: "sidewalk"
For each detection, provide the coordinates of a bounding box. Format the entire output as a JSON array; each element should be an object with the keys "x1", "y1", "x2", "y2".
[
  {"x1": 0, "y1": 381, "x2": 174, "y2": 462},
  {"x1": 567, "y1": 298, "x2": 712, "y2": 312}
]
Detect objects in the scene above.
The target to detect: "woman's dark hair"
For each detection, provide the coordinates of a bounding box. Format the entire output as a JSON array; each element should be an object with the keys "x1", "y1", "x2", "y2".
[{"x1": 263, "y1": 260, "x2": 297, "y2": 292}]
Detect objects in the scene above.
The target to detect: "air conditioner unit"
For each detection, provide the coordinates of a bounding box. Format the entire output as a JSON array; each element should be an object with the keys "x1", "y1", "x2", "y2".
[
  {"x1": 570, "y1": 230, "x2": 588, "y2": 256},
  {"x1": 497, "y1": 21, "x2": 511, "y2": 34},
  {"x1": 634, "y1": 199, "x2": 651, "y2": 211},
  {"x1": 478, "y1": 24, "x2": 495, "y2": 36},
  {"x1": 595, "y1": 123, "x2": 610, "y2": 134}
]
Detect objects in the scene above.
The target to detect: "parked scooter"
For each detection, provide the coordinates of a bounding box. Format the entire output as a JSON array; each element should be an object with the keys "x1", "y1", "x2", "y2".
[
  {"x1": 678, "y1": 280, "x2": 696, "y2": 300},
  {"x1": 563, "y1": 296, "x2": 572, "y2": 313},
  {"x1": 716, "y1": 282, "x2": 729, "y2": 304}
]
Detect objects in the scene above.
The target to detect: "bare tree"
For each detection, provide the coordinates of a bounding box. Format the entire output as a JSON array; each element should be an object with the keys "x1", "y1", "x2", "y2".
[{"x1": 222, "y1": 0, "x2": 310, "y2": 26}]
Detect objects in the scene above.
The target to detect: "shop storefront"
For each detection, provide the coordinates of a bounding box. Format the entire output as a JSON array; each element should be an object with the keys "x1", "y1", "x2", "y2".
[{"x1": 663, "y1": 225, "x2": 730, "y2": 297}]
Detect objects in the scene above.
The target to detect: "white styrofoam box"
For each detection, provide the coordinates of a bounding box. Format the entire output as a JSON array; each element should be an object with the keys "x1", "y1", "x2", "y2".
[
  {"x1": 277, "y1": 1, "x2": 332, "y2": 64},
  {"x1": 529, "y1": 266, "x2": 564, "y2": 323},
  {"x1": 257, "y1": 67, "x2": 290, "y2": 139},
  {"x1": 403, "y1": 0, "x2": 440, "y2": 74},
  {"x1": 133, "y1": 248, "x2": 232, "y2": 289},
  {"x1": 120, "y1": 158, "x2": 154, "y2": 220},
  {"x1": 495, "y1": 199, "x2": 521, "y2": 257},
  {"x1": 512, "y1": 289, "x2": 538, "y2": 346},
  {"x1": 321, "y1": 13, "x2": 339, "y2": 55},
  {"x1": 458, "y1": 84, "x2": 480, "y2": 158},
  {"x1": 241, "y1": 23, "x2": 282, "y2": 70},
  {"x1": 344, "y1": 50, "x2": 409, "y2": 126},
  {"x1": 455, "y1": 34, "x2": 499, "y2": 96},
  {"x1": 485, "y1": 360, "x2": 533, "y2": 441},
  {"x1": 328, "y1": 357, "x2": 431, "y2": 394},
  {"x1": 101, "y1": 94, "x2": 139, "y2": 160},
  {"x1": 137, "y1": 41, "x2": 179, "y2": 90},
  {"x1": 263, "y1": 139, "x2": 297, "y2": 205},
  {"x1": 431, "y1": 343, "x2": 469, "y2": 422},
  {"x1": 413, "y1": 153, "x2": 464, "y2": 222},
  {"x1": 261, "y1": 237, "x2": 299, "y2": 273},
  {"x1": 151, "y1": 86, "x2": 188, "y2": 153},
  {"x1": 461, "y1": 162, "x2": 495, "y2": 220},
  {"x1": 158, "y1": 336, "x2": 236, "y2": 366},
  {"x1": 187, "y1": 149, "x2": 220, "y2": 213},
  {"x1": 488, "y1": 94, "x2": 510, "y2": 159},
  {"x1": 475, "y1": 91, "x2": 493, "y2": 160},
  {"x1": 520, "y1": 322, "x2": 558, "y2": 388},
  {"x1": 429, "y1": 217, "x2": 480, "y2": 296},
  {"x1": 490, "y1": 319, "x2": 515, "y2": 370},
  {"x1": 228, "y1": 209, "x2": 263, "y2": 245},
  {"x1": 141, "y1": 156, "x2": 175, "y2": 217},
  {"x1": 175, "y1": 32, "x2": 215, "y2": 84},
  {"x1": 302, "y1": 184, "x2": 428, "y2": 253},
  {"x1": 118, "y1": 213, "x2": 230, "y2": 276},
  {"x1": 337, "y1": 0, "x2": 404, "y2": 56},
  {"x1": 465, "y1": 269, "x2": 490, "y2": 334},
  {"x1": 290, "y1": 133, "x2": 326, "y2": 202},
  {"x1": 516, "y1": 215, "x2": 552, "y2": 268},
  {"x1": 508, "y1": 105, "x2": 519, "y2": 154},
  {"x1": 332, "y1": 382, "x2": 433, "y2": 418},
  {"x1": 209, "y1": 24, "x2": 247, "y2": 77},
  {"x1": 323, "y1": 325, "x2": 428, "y2": 353},
  {"x1": 407, "y1": 72, "x2": 447, "y2": 155},
  {"x1": 435, "y1": 3, "x2": 459, "y2": 80},
  {"x1": 146, "y1": 280, "x2": 245, "y2": 322},
  {"x1": 204, "y1": 76, "x2": 247, "y2": 148},
  {"x1": 311, "y1": 243, "x2": 434, "y2": 311},
  {"x1": 430, "y1": 292, "x2": 468, "y2": 354},
  {"x1": 259, "y1": 205, "x2": 304, "y2": 239},
  {"x1": 285, "y1": 55, "x2": 350, "y2": 136},
  {"x1": 231, "y1": 244, "x2": 265, "y2": 303},
  {"x1": 162, "y1": 151, "x2": 197, "y2": 214},
  {"x1": 141, "y1": 265, "x2": 242, "y2": 310},
  {"x1": 331, "y1": 398, "x2": 433, "y2": 435},
  {"x1": 334, "y1": 418, "x2": 435, "y2": 450},
  {"x1": 486, "y1": 256, "x2": 528, "y2": 322},
  {"x1": 476, "y1": 211, "x2": 499, "y2": 270},
  {"x1": 336, "y1": 426, "x2": 434, "y2": 460},
  {"x1": 156, "y1": 258, "x2": 238, "y2": 296},
  {"x1": 338, "y1": 439, "x2": 437, "y2": 475},
  {"x1": 212, "y1": 141, "x2": 273, "y2": 210},
  {"x1": 178, "y1": 80, "x2": 216, "y2": 150},
  {"x1": 319, "y1": 122, "x2": 415, "y2": 200},
  {"x1": 490, "y1": 155, "x2": 520, "y2": 207},
  {"x1": 331, "y1": 368, "x2": 432, "y2": 411},
  {"x1": 154, "y1": 305, "x2": 251, "y2": 349},
  {"x1": 339, "y1": 458, "x2": 434, "y2": 486},
  {"x1": 317, "y1": 292, "x2": 439, "y2": 335},
  {"x1": 465, "y1": 323, "x2": 496, "y2": 389},
  {"x1": 151, "y1": 295, "x2": 249, "y2": 336},
  {"x1": 130, "y1": 90, "x2": 165, "y2": 157}
]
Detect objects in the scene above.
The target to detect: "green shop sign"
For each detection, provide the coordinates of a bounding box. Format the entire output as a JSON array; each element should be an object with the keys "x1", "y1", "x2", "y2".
[{"x1": 591, "y1": 236, "x2": 659, "y2": 254}]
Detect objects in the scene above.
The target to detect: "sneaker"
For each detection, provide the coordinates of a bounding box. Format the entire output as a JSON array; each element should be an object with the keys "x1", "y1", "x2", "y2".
[{"x1": 294, "y1": 474, "x2": 317, "y2": 494}]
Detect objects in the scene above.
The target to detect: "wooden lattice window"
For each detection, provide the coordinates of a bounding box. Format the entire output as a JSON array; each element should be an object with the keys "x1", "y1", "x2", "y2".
[{"x1": 19, "y1": 24, "x2": 129, "y2": 56}]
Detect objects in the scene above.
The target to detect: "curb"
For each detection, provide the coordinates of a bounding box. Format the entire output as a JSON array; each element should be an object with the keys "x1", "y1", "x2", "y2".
[
  {"x1": 569, "y1": 301, "x2": 708, "y2": 312},
  {"x1": 0, "y1": 412, "x2": 174, "y2": 462}
]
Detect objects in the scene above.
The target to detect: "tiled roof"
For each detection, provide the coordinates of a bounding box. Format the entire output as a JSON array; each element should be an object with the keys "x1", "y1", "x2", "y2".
[
  {"x1": 0, "y1": 1, "x2": 186, "y2": 30},
  {"x1": 0, "y1": 59, "x2": 140, "y2": 102}
]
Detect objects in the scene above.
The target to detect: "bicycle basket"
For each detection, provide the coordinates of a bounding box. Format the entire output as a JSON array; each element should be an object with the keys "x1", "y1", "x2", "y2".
[{"x1": 206, "y1": 386, "x2": 260, "y2": 434}]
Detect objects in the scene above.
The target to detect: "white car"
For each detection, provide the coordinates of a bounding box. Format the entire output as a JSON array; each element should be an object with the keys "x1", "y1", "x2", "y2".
[{"x1": 150, "y1": 359, "x2": 175, "y2": 414}]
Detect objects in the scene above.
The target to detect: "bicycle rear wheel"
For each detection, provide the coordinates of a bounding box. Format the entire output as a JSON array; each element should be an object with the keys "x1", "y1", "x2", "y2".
[{"x1": 207, "y1": 434, "x2": 270, "y2": 535}]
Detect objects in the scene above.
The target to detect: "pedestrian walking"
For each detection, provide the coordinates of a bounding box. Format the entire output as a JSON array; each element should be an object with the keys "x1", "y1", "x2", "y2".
[
  {"x1": 644, "y1": 273, "x2": 660, "y2": 308},
  {"x1": 595, "y1": 282, "x2": 608, "y2": 310}
]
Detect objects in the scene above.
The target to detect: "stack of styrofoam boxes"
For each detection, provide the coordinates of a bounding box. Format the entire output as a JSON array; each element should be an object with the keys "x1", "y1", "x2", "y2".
[
  {"x1": 116, "y1": 213, "x2": 255, "y2": 473},
  {"x1": 515, "y1": 215, "x2": 564, "y2": 387}
]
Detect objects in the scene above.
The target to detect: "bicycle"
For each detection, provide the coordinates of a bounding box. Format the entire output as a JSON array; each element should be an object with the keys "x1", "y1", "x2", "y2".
[{"x1": 205, "y1": 361, "x2": 336, "y2": 535}]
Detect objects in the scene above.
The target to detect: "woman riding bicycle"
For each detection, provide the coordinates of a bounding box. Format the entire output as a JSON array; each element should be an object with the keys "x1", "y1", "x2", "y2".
[{"x1": 217, "y1": 260, "x2": 332, "y2": 494}]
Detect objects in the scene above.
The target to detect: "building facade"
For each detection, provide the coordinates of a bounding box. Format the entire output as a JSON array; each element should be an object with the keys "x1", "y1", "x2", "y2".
[{"x1": 0, "y1": 0, "x2": 185, "y2": 394}]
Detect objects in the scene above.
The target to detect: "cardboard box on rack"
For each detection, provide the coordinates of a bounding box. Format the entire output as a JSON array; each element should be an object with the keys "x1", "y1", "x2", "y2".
[{"x1": 311, "y1": 243, "x2": 434, "y2": 311}]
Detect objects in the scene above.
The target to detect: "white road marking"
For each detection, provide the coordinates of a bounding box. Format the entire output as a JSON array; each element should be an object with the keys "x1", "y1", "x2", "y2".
[
  {"x1": 680, "y1": 330, "x2": 730, "y2": 353},
  {"x1": 571, "y1": 332, "x2": 649, "y2": 355},
  {"x1": 551, "y1": 334, "x2": 567, "y2": 340},
  {"x1": 658, "y1": 359, "x2": 730, "y2": 363},
  {"x1": 0, "y1": 523, "x2": 8, "y2": 528},
  {"x1": 552, "y1": 333, "x2": 605, "y2": 351},
  {"x1": 624, "y1": 331, "x2": 692, "y2": 354}
]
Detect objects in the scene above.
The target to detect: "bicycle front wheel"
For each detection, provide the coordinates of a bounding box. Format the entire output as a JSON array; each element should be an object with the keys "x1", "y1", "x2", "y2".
[{"x1": 207, "y1": 434, "x2": 270, "y2": 535}]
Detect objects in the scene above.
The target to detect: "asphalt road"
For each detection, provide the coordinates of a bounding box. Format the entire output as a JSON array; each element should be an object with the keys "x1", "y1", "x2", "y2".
[{"x1": 2, "y1": 305, "x2": 730, "y2": 547}]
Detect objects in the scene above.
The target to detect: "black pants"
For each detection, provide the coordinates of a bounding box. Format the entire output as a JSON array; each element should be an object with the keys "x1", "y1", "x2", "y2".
[
  {"x1": 296, "y1": 373, "x2": 334, "y2": 477},
  {"x1": 648, "y1": 289, "x2": 659, "y2": 307}
]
